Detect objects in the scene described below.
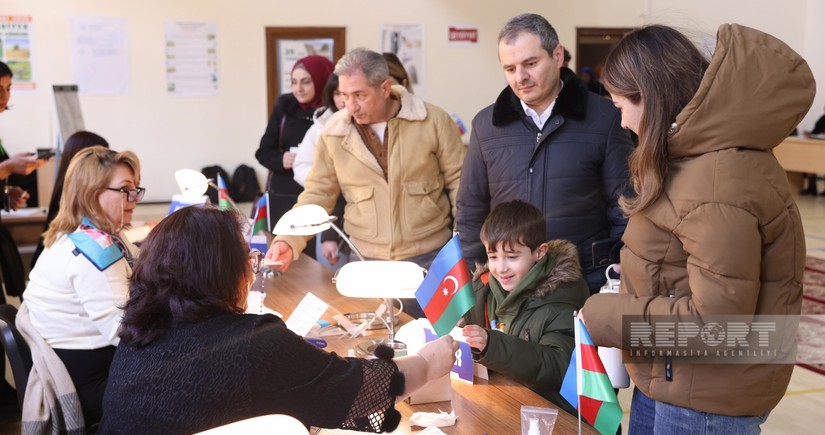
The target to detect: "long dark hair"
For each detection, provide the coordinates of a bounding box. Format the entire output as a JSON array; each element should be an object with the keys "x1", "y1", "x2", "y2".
[
  {"x1": 321, "y1": 73, "x2": 341, "y2": 112},
  {"x1": 119, "y1": 207, "x2": 252, "y2": 347},
  {"x1": 602, "y1": 25, "x2": 708, "y2": 214},
  {"x1": 0, "y1": 61, "x2": 11, "y2": 78}
]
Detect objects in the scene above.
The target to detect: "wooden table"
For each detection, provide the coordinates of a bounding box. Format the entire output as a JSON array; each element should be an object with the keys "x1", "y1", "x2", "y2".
[
  {"x1": 773, "y1": 137, "x2": 825, "y2": 192},
  {"x1": 264, "y1": 257, "x2": 598, "y2": 434}
]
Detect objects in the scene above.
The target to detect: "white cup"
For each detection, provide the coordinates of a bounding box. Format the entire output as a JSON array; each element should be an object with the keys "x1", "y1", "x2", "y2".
[{"x1": 598, "y1": 264, "x2": 631, "y2": 388}]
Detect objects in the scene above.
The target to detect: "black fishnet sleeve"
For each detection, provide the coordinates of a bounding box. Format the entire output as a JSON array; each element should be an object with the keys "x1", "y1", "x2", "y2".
[{"x1": 338, "y1": 345, "x2": 404, "y2": 433}]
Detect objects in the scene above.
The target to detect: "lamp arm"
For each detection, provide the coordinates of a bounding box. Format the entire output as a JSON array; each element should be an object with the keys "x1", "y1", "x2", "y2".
[{"x1": 329, "y1": 221, "x2": 366, "y2": 261}]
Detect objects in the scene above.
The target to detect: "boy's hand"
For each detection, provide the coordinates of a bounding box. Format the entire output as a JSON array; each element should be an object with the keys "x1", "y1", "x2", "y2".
[{"x1": 462, "y1": 324, "x2": 488, "y2": 352}]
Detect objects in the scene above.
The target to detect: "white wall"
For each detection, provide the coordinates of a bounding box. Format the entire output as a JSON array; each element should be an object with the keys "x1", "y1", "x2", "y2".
[{"x1": 0, "y1": 0, "x2": 821, "y2": 201}]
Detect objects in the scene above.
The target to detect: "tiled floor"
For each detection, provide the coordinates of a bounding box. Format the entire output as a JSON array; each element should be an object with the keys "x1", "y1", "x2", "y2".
[{"x1": 3, "y1": 198, "x2": 825, "y2": 433}]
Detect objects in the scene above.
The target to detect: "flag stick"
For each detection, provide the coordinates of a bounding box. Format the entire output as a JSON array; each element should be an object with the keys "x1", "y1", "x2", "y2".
[{"x1": 574, "y1": 310, "x2": 582, "y2": 435}]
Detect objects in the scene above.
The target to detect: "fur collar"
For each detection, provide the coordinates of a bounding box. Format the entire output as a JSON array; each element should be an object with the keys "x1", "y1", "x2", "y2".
[
  {"x1": 323, "y1": 85, "x2": 427, "y2": 136},
  {"x1": 491, "y1": 67, "x2": 589, "y2": 127},
  {"x1": 473, "y1": 239, "x2": 582, "y2": 298}
]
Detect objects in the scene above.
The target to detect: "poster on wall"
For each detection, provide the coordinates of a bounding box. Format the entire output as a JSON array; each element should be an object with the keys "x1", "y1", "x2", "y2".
[
  {"x1": 165, "y1": 21, "x2": 219, "y2": 96},
  {"x1": 71, "y1": 16, "x2": 130, "y2": 95},
  {"x1": 381, "y1": 24, "x2": 424, "y2": 94},
  {"x1": 0, "y1": 15, "x2": 35, "y2": 92},
  {"x1": 276, "y1": 38, "x2": 334, "y2": 95}
]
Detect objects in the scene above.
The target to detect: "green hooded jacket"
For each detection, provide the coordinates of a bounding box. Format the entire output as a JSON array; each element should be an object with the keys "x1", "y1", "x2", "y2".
[{"x1": 463, "y1": 239, "x2": 589, "y2": 415}]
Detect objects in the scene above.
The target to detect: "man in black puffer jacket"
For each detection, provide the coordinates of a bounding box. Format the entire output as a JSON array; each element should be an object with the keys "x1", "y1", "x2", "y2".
[{"x1": 457, "y1": 13, "x2": 635, "y2": 294}]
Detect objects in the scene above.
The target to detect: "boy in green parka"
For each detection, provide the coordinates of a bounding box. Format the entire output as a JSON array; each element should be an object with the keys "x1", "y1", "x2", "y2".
[{"x1": 461, "y1": 199, "x2": 589, "y2": 415}]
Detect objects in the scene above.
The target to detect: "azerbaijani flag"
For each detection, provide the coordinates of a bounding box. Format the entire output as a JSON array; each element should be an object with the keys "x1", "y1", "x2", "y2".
[
  {"x1": 414, "y1": 234, "x2": 475, "y2": 336},
  {"x1": 217, "y1": 174, "x2": 232, "y2": 211},
  {"x1": 251, "y1": 193, "x2": 270, "y2": 235},
  {"x1": 560, "y1": 317, "x2": 623, "y2": 435}
]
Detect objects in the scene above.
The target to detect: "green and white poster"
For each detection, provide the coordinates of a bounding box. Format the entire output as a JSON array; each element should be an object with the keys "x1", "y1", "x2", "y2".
[{"x1": 0, "y1": 15, "x2": 35, "y2": 91}]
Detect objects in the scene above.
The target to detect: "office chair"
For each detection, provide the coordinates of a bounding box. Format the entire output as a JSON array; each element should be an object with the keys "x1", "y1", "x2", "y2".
[{"x1": 0, "y1": 304, "x2": 33, "y2": 409}]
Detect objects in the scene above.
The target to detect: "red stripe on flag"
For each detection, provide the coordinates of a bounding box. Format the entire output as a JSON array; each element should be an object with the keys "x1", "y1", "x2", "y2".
[
  {"x1": 255, "y1": 206, "x2": 267, "y2": 220},
  {"x1": 579, "y1": 395, "x2": 603, "y2": 426},
  {"x1": 580, "y1": 343, "x2": 608, "y2": 374},
  {"x1": 422, "y1": 259, "x2": 471, "y2": 322}
]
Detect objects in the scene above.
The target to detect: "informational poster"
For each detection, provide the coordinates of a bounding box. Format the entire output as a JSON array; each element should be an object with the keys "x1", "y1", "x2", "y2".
[
  {"x1": 381, "y1": 24, "x2": 424, "y2": 94},
  {"x1": 165, "y1": 21, "x2": 219, "y2": 96},
  {"x1": 276, "y1": 38, "x2": 334, "y2": 95},
  {"x1": 71, "y1": 16, "x2": 130, "y2": 95},
  {"x1": 0, "y1": 15, "x2": 35, "y2": 91}
]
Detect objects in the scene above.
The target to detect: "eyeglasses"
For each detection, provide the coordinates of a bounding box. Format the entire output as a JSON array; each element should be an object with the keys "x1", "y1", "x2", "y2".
[
  {"x1": 105, "y1": 187, "x2": 146, "y2": 202},
  {"x1": 249, "y1": 249, "x2": 263, "y2": 274}
]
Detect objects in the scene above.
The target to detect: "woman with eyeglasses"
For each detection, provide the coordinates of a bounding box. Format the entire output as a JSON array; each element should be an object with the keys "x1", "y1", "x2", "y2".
[{"x1": 20, "y1": 145, "x2": 144, "y2": 428}]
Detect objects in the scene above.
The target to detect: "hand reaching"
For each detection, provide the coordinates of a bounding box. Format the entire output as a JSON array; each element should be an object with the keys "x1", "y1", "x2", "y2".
[
  {"x1": 264, "y1": 240, "x2": 293, "y2": 271},
  {"x1": 322, "y1": 240, "x2": 339, "y2": 265},
  {"x1": 462, "y1": 324, "x2": 489, "y2": 352}
]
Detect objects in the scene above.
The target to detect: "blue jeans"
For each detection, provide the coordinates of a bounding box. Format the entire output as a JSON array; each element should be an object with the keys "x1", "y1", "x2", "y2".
[{"x1": 629, "y1": 387, "x2": 769, "y2": 434}]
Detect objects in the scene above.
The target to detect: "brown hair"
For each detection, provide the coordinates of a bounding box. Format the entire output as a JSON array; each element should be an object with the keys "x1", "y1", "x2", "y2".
[
  {"x1": 480, "y1": 199, "x2": 546, "y2": 252},
  {"x1": 382, "y1": 52, "x2": 413, "y2": 93},
  {"x1": 118, "y1": 206, "x2": 252, "y2": 347},
  {"x1": 602, "y1": 25, "x2": 708, "y2": 214},
  {"x1": 44, "y1": 146, "x2": 140, "y2": 245}
]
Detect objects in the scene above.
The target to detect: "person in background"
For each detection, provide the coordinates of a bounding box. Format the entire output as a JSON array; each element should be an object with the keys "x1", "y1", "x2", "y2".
[
  {"x1": 462, "y1": 200, "x2": 588, "y2": 416},
  {"x1": 383, "y1": 52, "x2": 414, "y2": 93},
  {"x1": 255, "y1": 55, "x2": 334, "y2": 260},
  {"x1": 31, "y1": 130, "x2": 110, "y2": 268},
  {"x1": 799, "y1": 104, "x2": 825, "y2": 195},
  {"x1": 0, "y1": 60, "x2": 47, "y2": 422},
  {"x1": 582, "y1": 24, "x2": 812, "y2": 433},
  {"x1": 99, "y1": 206, "x2": 459, "y2": 434},
  {"x1": 456, "y1": 13, "x2": 634, "y2": 294},
  {"x1": 21, "y1": 146, "x2": 143, "y2": 427},
  {"x1": 292, "y1": 74, "x2": 349, "y2": 269},
  {"x1": 562, "y1": 48, "x2": 571, "y2": 68},
  {"x1": 265, "y1": 48, "x2": 465, "y2": 318}
]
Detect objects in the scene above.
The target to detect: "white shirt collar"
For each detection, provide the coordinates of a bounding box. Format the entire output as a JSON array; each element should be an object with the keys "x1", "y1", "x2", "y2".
[{"x1": 519, "y1": 81, "x2": 563, "y2": 129}]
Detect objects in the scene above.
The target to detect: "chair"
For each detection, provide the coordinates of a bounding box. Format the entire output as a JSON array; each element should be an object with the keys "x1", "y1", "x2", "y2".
[{"x1": 0, "y1": 304, "x2": 33, "y2": 409}]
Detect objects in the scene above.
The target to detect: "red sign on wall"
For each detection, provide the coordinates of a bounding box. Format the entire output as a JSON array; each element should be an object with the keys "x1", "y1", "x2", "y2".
[{"x1": 448, "y1": 27, "x2": 478, "y2": 44}]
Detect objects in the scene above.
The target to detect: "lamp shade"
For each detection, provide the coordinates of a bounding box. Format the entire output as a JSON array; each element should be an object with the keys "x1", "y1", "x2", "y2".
[
  {"x1": 174, "y1": 169, "x2": 209, "y2": 198},
  {"x1": 335, "y1": 261, "x2": 424, "y2": 299},
  {"x1": 272, "y1": 204, "x2": 332, "y2": 235}
]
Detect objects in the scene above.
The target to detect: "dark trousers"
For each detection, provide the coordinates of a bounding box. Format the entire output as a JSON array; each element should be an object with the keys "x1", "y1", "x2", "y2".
[{"x1": 54, "y1": 346, "x2": 116, "y2": 427}]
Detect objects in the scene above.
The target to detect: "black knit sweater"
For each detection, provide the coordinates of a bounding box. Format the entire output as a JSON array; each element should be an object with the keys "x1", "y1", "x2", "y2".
[{"x1": 99, "y1": 314, "x2": 401, "y2": 434}]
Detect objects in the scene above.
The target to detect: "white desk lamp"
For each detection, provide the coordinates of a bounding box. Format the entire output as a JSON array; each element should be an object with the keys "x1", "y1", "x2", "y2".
[
  {"x1": 174, "y1": 168, "x2": 241, "y2": 212},
  {"x1": 273, "y1": 204, "x2": 425, "y2": 355}
]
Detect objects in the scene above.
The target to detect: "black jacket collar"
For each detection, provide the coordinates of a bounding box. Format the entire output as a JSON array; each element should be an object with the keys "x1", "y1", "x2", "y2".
[{"x1": 492, "y1": 67, "x2": 589, "y2": 127}]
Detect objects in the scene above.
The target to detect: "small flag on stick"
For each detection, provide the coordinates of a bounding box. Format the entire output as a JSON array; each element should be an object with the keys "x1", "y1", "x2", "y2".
[
  {"x1": 251, "y1": 193, "x2": 270, "y2": 235},
  {"x1": 414, "y1": 234, "x2": 475, "y2": 336},
  {"x1": 560, "y1": 317, "x2": 623, "y2": 435},
  {"x1": 217, "y1": 174, "x2": 232, "y2": 211}
]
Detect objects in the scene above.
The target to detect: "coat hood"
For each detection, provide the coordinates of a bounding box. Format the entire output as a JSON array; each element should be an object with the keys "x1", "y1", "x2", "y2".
[
  {"x1": 668, "y1": 23, "x2": 815, "y2": 158},
  {"x1": 474, "y1": 239, "x2": 587, "y2": 307}
]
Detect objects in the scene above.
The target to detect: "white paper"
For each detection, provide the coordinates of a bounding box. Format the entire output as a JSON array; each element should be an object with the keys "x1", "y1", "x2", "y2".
[
  {"x1": 409, "y1": 409, "x2": 457, "y2": 428},
  {"x1": 381, "y1": 24, "x2": 425, "y2": 94},
  {"x1": 71, "y1": 16, "x2": 130, "y2": 95},
  {"x1": 285, "y1": 292, "x2": 329, "y2": 336},
  {"x1": 164, "y1": 21, "x2": 219, "y2": 96}
]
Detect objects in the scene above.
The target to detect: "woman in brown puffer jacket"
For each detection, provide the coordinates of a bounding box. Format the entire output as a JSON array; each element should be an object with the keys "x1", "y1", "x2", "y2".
[{"x1": 582, "y1": 24, "x2": 814, "y2": 434}]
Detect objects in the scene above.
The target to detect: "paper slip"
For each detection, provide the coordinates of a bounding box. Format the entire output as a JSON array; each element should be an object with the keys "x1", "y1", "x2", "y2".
[{"x1": 285, "y1": 292, "x2": 329, "y2": 336}]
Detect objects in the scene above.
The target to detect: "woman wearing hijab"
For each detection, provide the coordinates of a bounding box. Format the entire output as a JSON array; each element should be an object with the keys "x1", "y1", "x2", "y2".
[{"x1": 255, "y1": 55, "x2": 333, "y2": 259}]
